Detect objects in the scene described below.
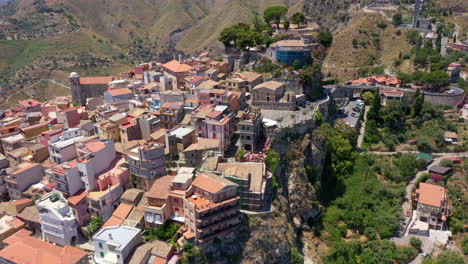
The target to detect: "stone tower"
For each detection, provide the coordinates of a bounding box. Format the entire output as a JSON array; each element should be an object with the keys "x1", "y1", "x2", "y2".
[{"x1": 69, "y1": 72, "x2": 82, "y2": 105}]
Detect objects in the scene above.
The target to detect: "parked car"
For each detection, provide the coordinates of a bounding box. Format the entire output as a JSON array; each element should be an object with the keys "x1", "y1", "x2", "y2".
[
  {"x1": 422, "y1": 252, "x2": 429, "y2": 259},
  {"x1": 351, "y1": 112, "x2": 359, "y2": 118},
  {"x1": 352, "y1": 107, "x2": 361, "y2": 112},
  {"x1": 305, "y1": 101, "x2": 311, "y2": 105}
]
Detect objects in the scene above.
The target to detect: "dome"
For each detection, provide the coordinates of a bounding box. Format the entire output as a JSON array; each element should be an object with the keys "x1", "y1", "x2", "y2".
[{"x1": 70, "y1": 72, "x2": 79, "y2": 78}]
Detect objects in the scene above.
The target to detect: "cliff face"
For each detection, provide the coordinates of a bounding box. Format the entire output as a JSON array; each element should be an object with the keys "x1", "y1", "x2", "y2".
[{"x1": 240, "y1": 132, "x2": 326, "y2": 263}]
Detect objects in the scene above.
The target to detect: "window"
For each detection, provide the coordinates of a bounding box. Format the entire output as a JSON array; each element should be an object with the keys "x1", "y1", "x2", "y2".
[
  {"x1": 99, "y1": 242, "x2": 103, "y2": 249},
  {"x1": 100, "y1": 252, "x2": 104, "y2": 258}
]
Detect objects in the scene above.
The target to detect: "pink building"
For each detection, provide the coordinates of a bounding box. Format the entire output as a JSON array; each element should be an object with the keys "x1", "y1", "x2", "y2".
[
  {"x1": 196, "y1": 89, "x2": 240, "y2": 112},
  {"x1": 190, "y1": 104, "x2": 234, "y2": 151},
  {"x1": 162, "y1": 60, "x2": 195, "y2": 89},
  {"x1": 39, "y1": 129, "x2": 62, "y2": 148},
  {"x1": 96, "y1": 158, "x2": 129, "y2": 191},
  {"x1": 68, "y1": 190, "x2": 90, "y2": 226}
]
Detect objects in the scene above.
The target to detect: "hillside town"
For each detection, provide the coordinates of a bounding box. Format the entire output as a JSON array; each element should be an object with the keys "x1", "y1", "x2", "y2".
[{"x1": 0, "y1": 0, "x2": 467, "y2": 264}]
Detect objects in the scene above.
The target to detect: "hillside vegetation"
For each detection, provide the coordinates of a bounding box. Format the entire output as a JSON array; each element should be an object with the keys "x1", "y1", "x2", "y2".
[{"x1": 322, "y1": 11, "x2": 414, "y2": 82}]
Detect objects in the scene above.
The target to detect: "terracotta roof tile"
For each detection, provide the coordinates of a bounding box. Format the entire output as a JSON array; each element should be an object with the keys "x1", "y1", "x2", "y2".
[
  {"x1": 416, "y1": 183, "x2": 446, "y2": 207},
  {"x1": 79, "y1": 76, "x2": 113, "y2": 85},
  {"x1": 162, "y1": 60, "x2": 194, "y2": 73},
  {"x1": 147, "y1": 175, "x2": 174, "y2": 200},
  {"x1": 191, "y1": 172, "x2": 236, "y2": 194},
  {"x1": 107, "y1": 88, "x2": 132, "y2": 97}
]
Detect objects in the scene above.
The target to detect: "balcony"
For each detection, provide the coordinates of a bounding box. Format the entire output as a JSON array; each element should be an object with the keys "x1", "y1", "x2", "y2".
[
  {"x1": 197, "y1": 214, "x2": 241, "y2": 233},
  {"x1": 197, "y1": 223, "x2": 241, "y2": 243},
  {"x1": 196, "y1": 207, "x2": 237, "y2": 225}
]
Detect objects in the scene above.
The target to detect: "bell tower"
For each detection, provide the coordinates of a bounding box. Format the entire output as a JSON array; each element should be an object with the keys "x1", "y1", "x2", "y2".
[{"x1": 69, "y1": 72, "x2": 82, "y2": 105}]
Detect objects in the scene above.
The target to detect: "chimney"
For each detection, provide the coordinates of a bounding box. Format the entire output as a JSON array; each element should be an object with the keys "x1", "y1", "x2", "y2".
[
  {"x1": 109, "y1": 233, "x2": 113, "y2": 240},
  {"x1": 178, "y1": 54, "x2": 183, "y2": 63}
]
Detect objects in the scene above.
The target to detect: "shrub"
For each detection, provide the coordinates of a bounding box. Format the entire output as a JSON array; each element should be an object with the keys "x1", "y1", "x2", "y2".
[
  {"x1": 439, "y1": 159, "x2": 453, "y2": 167},
  {"x1": 377, "y1": 21, "x2": 388, "y2": 29},
  {"x1": 290, "y1": 247, "x2": 304, "y2": 264},
  {"x1": 462, "y1": 237, "x2": 468, "y2": 255},
  {"x1": 410, "y1": 237, "x2": 422, "y2": 251}
]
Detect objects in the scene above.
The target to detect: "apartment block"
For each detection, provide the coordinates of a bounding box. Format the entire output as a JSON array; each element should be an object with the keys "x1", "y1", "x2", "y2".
[
  {"x1": 36, "y1": 191, "x2": 79, "y2": 246},
  {"x1": 126, "y1": 142, "x2": 166, "y2": 190},
  {"x1": 144, "y1": 167, "x2": 195, "y2": 227},
  {"x1": 5, "y1": 163, "x2": 44, "y2": 200},
  {"x1": 48, "y1": 159, "x2": 84, "y2": 196},
  {"x1": 183, "y1": 172, "x2": 241, "y2": 243},
  {"x1": 48, "y1": 128, "x2": 84, "y2": 164}
]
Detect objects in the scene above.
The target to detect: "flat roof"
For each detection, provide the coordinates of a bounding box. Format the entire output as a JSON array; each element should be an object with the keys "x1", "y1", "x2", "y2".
[
  {"x1": 169, "y1": 126, "x2": 193, "y2": 138},
  {"x1": 93, "y1": 225, "x2": 140, "y2": 250}
]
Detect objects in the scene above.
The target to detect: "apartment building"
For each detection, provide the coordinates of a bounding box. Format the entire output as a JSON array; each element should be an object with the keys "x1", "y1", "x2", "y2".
[
  {"x1": 76, "y1": 138, "x2": 116, "y2": 191},
  {"x1": 48, "y1": 128, "x2": 84, "y2": 164},
  {"x1": 144, "y1": 168, "x2": 195, "y2": 227},
  {"x1": 126, "y1": 142, "x2": 166, "y2": 190},
  {"x1": 237, "y1": 107, "x2": 263, "y2": 151},
  {"x1": 93, "y1": 225, "x2": 142, "y2": 264},
  {"x1": 36, "y1": 191, "x2": 79, "y2": 246},
  {"x1": 5, "y1": 163, "x2": 44, "y2": 200},
  {"x1": 183, "y1": 172, "x2": 241, "y2": 243},
  {"x1": 158, "y1": 102, "x2": 184, "y2": 129},
  {"x1": 48, "y1": 159, "x2": 84, "y2": 196},
  {"x1": 216, "y1": 162, "x2": 270, "y2": 211}
]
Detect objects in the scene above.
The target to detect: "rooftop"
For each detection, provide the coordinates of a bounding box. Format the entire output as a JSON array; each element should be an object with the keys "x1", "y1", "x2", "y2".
[
  {"x1": 0, "y1": 229, "x2": 87, "y2": 264},
  {"x1": 184, "y1": 138, "x2": 220, "y2": 152},
  {"x1": 169, "y1": 126, "x2": 194, "y2": 138},
  {"x1": 93, "y1": 225, "x2": 140, "y2": 250},
  {"x1": 147, "y1": 175, "x2": 175, "y2": 200},
  {"x1": 416, "y1": 183, "x2": 447, "y2": 208},
  {"x1": 192, "y1": 172, "x2": 237, "y2": 194},
  {"x1": 253, "y1": 81, "x2": 284, "y2": 91},
  {"x1": 79, "y1": 76, "x2": 114, "y2": 85},
  {"x1": 107, "y1": 88, "x2": 132, "y2": 97},
  {"x1": 216, "y1": 162, "x2": 265, "y2": 193},
  {"x1": 162, "y1": 60, "x2": 195, "y2": 73}
]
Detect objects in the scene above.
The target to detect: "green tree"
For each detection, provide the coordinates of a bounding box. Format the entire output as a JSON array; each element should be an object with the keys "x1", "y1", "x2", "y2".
[
  {"x1": 435, "y1": 251, "x2": 464, "y2": 264},
  {"x1": 422, "y1": 70, "x2": 450, "y2": 90},
  {"x1": 410, "y1": 237, "x2": 422, "y2": 251},
  {"x1": 219, "y1": 23, "x2": 250, "y2": 48},
  {"x1": 283, "y1": 19, "x2": 290, "y2": 30},
  {"x1": 315, "y1": 109, "x2": 324, "y2": 126},
  {"x1": 392, "y1": 13, "x2": 403, "y2": 26},
  {"x1": 318, "y1": 31, "x2": 333, "y2": 47},
  {"x1": 397, "y1": 72, "x2": 412, "y2": 87},
  {"x1": 362, "y1": 91, "x2": 374, "y2": 104},
  {"x1": 87, "y1": 216, "x2": 103, "y2": 236},
  {"x1": 292, "y1": 59, "x2": 302, "y2": 70},
  {"x1": 291, "y1": 11, "x2": 306, "y2": 26},
  {"x1": 301, "y1": 64, "x2": 323, "y2": 100},
  {"x1": 412, "y1": 88, "x2": 424, "y2": 117},
  {"x1": 264, "y1": 5, "x2": 288, "y2": 29}
]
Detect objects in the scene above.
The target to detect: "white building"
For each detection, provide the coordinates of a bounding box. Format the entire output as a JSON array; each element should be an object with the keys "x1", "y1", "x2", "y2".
[
  {"x1": 93, "y1": 225, "x2": 142, "y2": 264},
  {"x1": 36, "y1": 190, "x2": 79, "y2": 246},
  {"x1": 76, "y1": 138, "x2": 116, "y2": 191},
  {"x1": 48, "y1": 128, "x2": 84, "y2": 164}
]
